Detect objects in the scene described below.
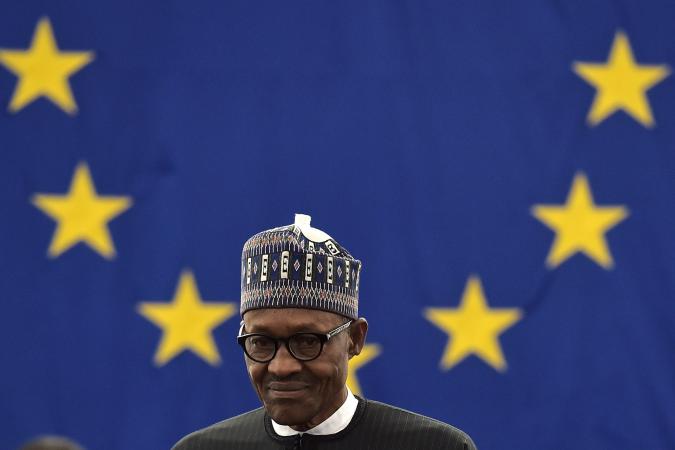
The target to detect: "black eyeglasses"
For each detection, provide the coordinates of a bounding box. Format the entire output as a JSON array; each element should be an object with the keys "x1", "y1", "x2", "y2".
[{"x1": 237, "y1": 320, "x2": 353, "y2": 363}]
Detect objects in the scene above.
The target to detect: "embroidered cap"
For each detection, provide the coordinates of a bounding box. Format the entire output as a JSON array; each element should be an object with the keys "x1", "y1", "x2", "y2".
[{"x1": 240, "y1": 214, "x2": 361, "y2": 319}]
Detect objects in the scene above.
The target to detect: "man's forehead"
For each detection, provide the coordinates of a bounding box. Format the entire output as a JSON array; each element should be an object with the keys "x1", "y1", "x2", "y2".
[{"x1": 243, "y1": 308, "x2": 342, "y2": 332}]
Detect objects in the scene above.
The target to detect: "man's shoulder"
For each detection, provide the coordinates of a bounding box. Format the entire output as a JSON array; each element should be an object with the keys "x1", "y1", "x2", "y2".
[
  {"x1": 361, "y1": 399, "x2": 477, "y2": 449},
  {"x1": 172, "y1": 407, "x2": 266, "y2": 450}
]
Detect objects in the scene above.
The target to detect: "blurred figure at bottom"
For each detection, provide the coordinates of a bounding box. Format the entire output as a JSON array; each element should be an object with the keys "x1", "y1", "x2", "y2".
[{"x1": 19, "y1": 436, "x2": 84, "y2": 450}]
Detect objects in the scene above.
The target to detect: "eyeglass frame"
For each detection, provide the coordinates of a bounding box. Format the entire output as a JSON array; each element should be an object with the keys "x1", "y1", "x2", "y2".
[{"x1": 237, "y1": 319, "x2": 353, "y2": 363}]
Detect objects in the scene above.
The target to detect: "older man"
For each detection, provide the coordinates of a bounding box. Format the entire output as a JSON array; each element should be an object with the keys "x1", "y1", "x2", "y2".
[{"x1": 173, "y1": 215, "x2": 476, "y2": 449}]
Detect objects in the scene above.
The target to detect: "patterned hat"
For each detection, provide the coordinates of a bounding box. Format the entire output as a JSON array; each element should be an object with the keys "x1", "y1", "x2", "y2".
[{"x1": 240, "y1": 214, "x2": 361, "y2": 319}]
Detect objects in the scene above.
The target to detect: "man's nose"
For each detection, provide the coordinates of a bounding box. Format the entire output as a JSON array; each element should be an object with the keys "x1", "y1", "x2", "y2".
[{"x1": 267, "y1": 343, "x2": 302, "y2": 377}]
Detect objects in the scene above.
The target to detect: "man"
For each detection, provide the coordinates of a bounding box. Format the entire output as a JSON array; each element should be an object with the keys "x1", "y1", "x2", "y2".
[{"x1": 173, "y1": 214, "x2": 477, "y2": 449}]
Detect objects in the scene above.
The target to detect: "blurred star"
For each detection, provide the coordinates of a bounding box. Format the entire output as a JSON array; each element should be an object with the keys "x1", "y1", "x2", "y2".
[
  {"x1": 425, "y1": 276, "x2": 521, "y2": 372},
  {"x1": 32, "y1": 162, "x2": 132, "y2": 259},
  {"x1": 574, "y1": 31, "x2": 669, "y2": 127},
  {"x1": 532, "y1": 172, "x2": 628, "y2": 269},
  {"x1": 0, "y1": 17, "x2": 94, "y2": 114},
  {"x1": 138, "y1": 270, "x2": 236, "y2": 366}
]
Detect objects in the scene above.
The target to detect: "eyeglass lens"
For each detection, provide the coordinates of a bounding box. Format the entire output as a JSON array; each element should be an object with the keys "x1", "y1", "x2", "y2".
[{"x1": 244, "y1": 333, "x2": 322, "y2": 362}]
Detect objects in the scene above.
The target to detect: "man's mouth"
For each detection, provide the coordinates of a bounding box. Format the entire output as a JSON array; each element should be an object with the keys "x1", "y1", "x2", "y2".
[{"x1": 267, "y1": 381, "x2": 309, "y2": 398}]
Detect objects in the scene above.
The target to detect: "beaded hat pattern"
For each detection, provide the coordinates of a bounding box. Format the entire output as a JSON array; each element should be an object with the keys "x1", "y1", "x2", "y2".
[{"x1": 240, "y1": 214, "x2": 361, "y2": 319}]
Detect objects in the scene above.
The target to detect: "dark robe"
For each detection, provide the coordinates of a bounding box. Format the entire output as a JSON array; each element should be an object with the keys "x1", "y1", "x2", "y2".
[{"x1": 173, "y1": 397, "x2": 477, "y2": 450}]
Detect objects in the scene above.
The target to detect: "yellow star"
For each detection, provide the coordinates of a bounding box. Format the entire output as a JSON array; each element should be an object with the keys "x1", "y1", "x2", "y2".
[
  {"x1": 532, "y1": 172, "x2": 629, "y2": 269},
  {"x1": 573, "y1": 31, "x2": 670, "y2": 127},
  {"x1": 32, "y1": 162, "x2": 132, "y2": 259},
  {"x1": 138, "y1": 270, "x2": 236, "y2": 366},
  {"x1": 424, "y1": 276, "x2": 521, "y2": 372},
  {"x1": 346, "y1": 343, "x2": 381, "y2": 396},
  {"x1": 0, "y1": 17, "x2": 94, "y2": 114}
]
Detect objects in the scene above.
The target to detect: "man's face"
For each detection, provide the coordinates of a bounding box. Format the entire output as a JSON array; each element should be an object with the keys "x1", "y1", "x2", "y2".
[{"x1": 242, "y1": 308, "x2": 358, "y2": 431}]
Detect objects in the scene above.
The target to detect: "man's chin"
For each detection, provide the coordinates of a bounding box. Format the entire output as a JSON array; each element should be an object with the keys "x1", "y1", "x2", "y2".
[{"x1": 264, "y1": 400, "x2": 314, "y2": 427}]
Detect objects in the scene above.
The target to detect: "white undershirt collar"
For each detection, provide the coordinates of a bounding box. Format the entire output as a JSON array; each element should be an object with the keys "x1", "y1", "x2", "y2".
[{"x1": 271, "y1": 387, "x2": 358, "y2": 436}]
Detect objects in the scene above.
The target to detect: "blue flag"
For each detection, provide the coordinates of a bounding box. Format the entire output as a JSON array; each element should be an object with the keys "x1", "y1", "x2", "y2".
[{"x1": 1, "y1": 1, "x2": 674, "y2": 449}]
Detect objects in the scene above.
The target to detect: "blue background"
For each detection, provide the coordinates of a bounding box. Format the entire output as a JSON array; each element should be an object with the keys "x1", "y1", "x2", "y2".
[{"x1": 1, "y1": 1, "x2": 674, "y2": 449}]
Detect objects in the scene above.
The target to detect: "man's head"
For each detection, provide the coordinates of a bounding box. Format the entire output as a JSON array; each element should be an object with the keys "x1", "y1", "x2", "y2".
[
  {"x1": 242, "y1": 308, "x2": 367, "y2": 430},
  {"x1": 239, "y1": 214, "x2": 366, "y2": 430}
]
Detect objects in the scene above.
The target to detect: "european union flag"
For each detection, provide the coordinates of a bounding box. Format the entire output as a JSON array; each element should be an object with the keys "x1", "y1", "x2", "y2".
[{"x1": 1, "y1": 1, "x2": 674, "y2": 449}]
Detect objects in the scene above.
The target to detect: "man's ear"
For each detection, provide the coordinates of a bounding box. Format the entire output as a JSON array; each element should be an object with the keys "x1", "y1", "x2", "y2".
[{"x1": 348, "y1": 318, "x2": 368, "y2": 359}]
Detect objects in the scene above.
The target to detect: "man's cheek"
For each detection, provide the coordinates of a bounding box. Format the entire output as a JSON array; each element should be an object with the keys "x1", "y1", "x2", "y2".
[{"x1": 247, "y1": 365, "x2": 266, "y2": 399}]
